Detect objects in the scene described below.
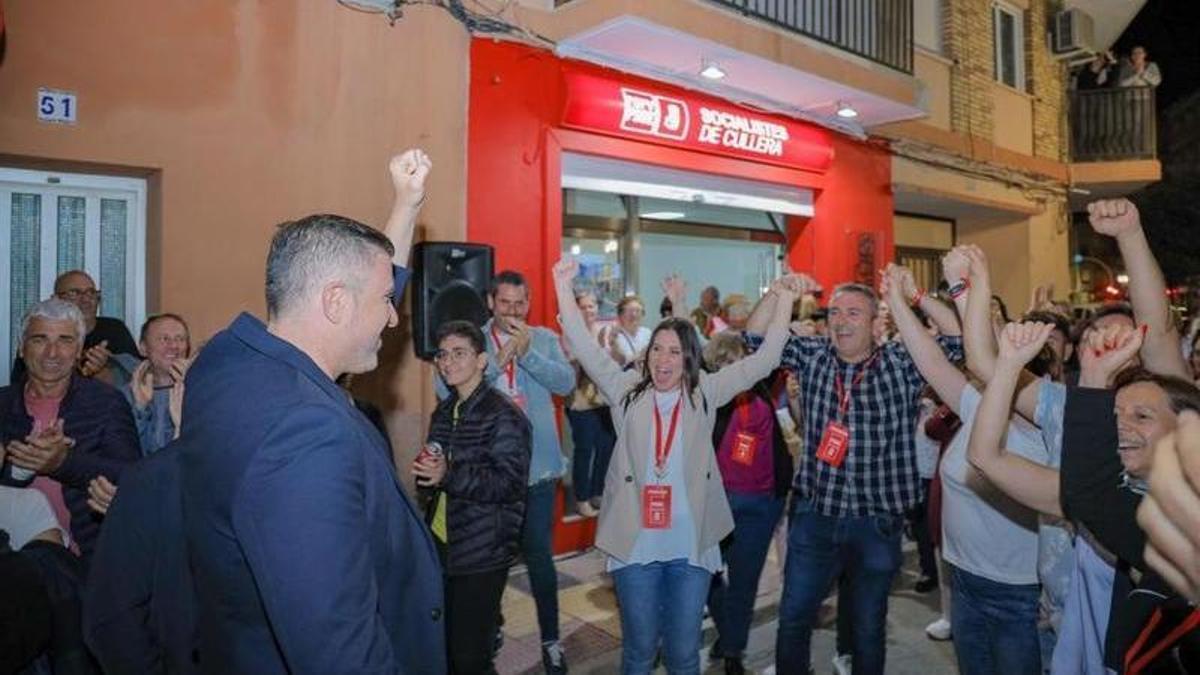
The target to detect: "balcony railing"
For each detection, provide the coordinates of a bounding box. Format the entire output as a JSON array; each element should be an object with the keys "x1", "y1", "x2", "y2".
[
  {"x1": 1070, "y1": 87, "x2": 1157, "y2": 162},
  {"x1": 708, "y1": 0, "x2": 913, "y2": 73}
]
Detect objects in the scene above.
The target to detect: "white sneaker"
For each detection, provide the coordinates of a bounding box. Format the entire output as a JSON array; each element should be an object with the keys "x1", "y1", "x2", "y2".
[
  {"x1": 832, "y1": 653, "x2": 853, "y2": 675},
  {"x1": 925, "y1": 617, "x2": 952, "y2": 641}
]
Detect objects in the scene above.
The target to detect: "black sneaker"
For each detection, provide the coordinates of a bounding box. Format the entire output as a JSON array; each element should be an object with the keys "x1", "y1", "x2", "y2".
[
  {"x1": 914, "y1": 575, "x2": 938, "y2": 594},
  {"x1": 723, "y1": 657, "x2": 746, "y2": 675},
  {"x1": 541, "y1": 641, "x2": 567, "y2": 674}
]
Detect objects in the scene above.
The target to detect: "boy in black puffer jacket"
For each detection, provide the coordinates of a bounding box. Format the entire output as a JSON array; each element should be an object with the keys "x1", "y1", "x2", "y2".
[{"x1": 414, "y1": 320, "x2": 531, "y2": 675}]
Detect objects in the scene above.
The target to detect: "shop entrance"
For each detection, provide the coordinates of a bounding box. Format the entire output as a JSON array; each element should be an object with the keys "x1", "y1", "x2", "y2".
[{"x1": 555, "y1": 153, "x2": 814, "y2": 531}]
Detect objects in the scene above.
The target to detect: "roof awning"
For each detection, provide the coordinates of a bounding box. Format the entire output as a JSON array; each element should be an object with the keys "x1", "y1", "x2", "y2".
[{"x1": 555, "y1": 15, "x2": 928, "y2": 139}]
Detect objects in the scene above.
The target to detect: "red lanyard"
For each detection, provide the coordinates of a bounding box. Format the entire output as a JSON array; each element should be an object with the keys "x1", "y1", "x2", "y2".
[
  {"x1": 489, "y1": 325, "x2": 516, "y2": 390},
  {"x1": 653, "y1": 393, "x2": 683, "y2": 475},
  {"x1": 1124, "y1": 607, "x2": 1200, "y2": 674},
  {"x1": 833, "y1": 353, "x2": 878, "y2": 421},
  {"x1": 735, "y1": 392, "x2": 754, "y2": 427}
]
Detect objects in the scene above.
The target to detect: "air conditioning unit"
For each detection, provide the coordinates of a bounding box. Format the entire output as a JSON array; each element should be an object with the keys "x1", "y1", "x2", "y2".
[{"x1": 1053, "y1": 8, "x2": 1096, "y2": 54}]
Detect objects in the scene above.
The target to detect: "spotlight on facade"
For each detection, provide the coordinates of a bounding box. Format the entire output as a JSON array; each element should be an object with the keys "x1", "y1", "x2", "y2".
[
  {"x1": 700, "y1": 62, "x2": 727, "y2": 80},
  {"x1": 835, "y1": 101, "x2": 858, "y2": 119}
]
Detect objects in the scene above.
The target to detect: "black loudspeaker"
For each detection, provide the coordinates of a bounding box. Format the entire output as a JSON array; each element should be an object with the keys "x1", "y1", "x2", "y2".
[{"x1": 410, "y1": 241, "x2": 494, "y2": 360}]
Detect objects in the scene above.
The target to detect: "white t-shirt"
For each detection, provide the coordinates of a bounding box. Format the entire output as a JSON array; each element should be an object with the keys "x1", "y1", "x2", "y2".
[
  {"x1": 0, "y1": 486, "x2": 68, "y2": 550},
  {"x1": 612, "y1": 326, "x2": 652, "y2": 364},
  {"x1": 940, "y1": 385, "x2": 1046, "y2": 585}
]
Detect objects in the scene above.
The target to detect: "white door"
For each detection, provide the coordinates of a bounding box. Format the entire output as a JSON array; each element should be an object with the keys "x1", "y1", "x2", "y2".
[{"x1": 0, "y1": 167, "x2": 147, "y2": 385}]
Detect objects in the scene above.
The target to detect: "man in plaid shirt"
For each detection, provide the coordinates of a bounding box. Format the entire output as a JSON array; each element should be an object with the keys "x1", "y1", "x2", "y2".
[{"x1": 745, "y1": 276, "x2": 962, "y2": 675}]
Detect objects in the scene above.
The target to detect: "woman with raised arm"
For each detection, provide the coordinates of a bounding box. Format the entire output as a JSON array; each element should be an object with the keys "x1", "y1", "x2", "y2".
[
  {"x1": 882, "y1": 264, "x2": 1046, "y2": 675},
  {"x1": 552, "y1": 257, "x2": 795, "y2": 675}
]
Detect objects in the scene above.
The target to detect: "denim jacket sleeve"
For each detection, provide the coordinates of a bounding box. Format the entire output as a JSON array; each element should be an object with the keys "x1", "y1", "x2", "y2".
[{"x1": 518, "y1": 329, "x2": 575, "y2": 396}]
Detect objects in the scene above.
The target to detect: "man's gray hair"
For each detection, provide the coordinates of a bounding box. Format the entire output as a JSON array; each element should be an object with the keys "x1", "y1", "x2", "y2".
[
  {"x1": 265, "y1": 213, "x2": 395, "y2": 318},
  {"x1": 22, "y1": 298, "x2": 86, "y2": 342},
  {"x1": 831, "y1": 282, "x2": 880, "y2": 316}
]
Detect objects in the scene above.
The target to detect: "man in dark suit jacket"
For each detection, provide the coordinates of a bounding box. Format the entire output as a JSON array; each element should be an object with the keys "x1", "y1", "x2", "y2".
[{"x1": 180, "y1": 150, "x2": 446, "y2": 674}]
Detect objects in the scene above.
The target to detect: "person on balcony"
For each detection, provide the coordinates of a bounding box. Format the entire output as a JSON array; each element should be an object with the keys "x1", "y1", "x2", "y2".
[
  {"x1": 1075, "y1": 51, "x2": 1114, "y2": 90},
  {"x1": 1117, "y1": 46, "x2": 1162, "y2": 88}
]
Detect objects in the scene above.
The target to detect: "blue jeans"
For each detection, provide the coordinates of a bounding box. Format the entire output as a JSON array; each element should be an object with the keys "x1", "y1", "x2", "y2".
[
  {"x1": 708, "y1": 492, "x2": 784, "y2": 659},
  {"x1": 612, "y1": 559, "x2": 712, "y2": 674},
  {"x1": 775, "y1": 499, "x2": 904, "y2": 675},
  {"x1": 949, "y1": 564, "x2": 1041, "y2": 675},
  {"x1": 521, "y1": 479, "x2": 559, "y2": 643},
  {"x1": 565, "y1": 407, "x2": 615, "y2": 504}
]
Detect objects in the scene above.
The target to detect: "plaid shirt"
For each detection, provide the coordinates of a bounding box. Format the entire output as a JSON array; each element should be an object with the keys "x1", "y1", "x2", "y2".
[{"x1": 747, "y1": 333, "x2": 963, "y2": 516}]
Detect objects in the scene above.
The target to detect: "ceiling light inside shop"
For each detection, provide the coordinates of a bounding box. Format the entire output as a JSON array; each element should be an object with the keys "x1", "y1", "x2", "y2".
[
  {"x1": 604, "y1": 240, "x2": 619, "y2": 253},
  {"x1": 570, "y1": 244, "x2": 582, "y2": 255},
  {"x1": 699, "y1": 62, "x2": 727, "y2": 80},
  {"x1": 641, "y1": 211, "x2": 687, "y2": 220}
]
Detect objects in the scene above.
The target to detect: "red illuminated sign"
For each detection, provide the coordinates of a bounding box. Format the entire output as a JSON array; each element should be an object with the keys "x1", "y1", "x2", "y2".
[{"x1": 562, "y1": 71, "x2": 835, "y2": 173}]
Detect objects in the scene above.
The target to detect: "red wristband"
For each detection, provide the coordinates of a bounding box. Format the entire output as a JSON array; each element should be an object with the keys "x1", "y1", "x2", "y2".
[{"x1": 909, "y1": 288, "x2": 926, "y2": 307}]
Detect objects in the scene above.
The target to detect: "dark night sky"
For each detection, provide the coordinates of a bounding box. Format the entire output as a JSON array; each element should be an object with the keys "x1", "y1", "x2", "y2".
[{"x1": 1115, "y1": 0, "x2": 1200, "y2": 111}]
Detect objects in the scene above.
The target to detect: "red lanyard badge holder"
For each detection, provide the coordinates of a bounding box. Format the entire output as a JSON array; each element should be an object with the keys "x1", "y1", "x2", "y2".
[
  {"x1": 643, "y1": 394, "x2": 681, "y2": 529},
  {"x1": 730, "y1": 393, "x2": 759, "y2": 466},
  {"x1": 816, "y1": 355, "x2": 877, "y2": 468}
]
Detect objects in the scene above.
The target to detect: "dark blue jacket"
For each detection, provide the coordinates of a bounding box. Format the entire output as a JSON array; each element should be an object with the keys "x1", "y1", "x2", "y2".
[
  {"x1": 83, "y1": 446, "x2": 196, "y2": 675},
  {"x1": 0, "y1": 375, "x2": 139, "y2": 560},
  {"x1": 180, "y1": 312, "x2": 445, "y2": 675}
]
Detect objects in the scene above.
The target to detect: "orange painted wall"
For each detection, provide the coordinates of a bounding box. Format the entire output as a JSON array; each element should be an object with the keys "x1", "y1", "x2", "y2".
[{"x1": 0, "y1": 1, "x2": 472, "y2": 461}]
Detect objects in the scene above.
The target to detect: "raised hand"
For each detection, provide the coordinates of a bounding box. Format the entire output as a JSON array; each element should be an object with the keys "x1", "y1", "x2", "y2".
[
  {"x1": 1087, "y1": 198, "x2": 1141, "y2": 239},
  {"x1": 960, "y1": 245, "x2": 989, "y2": 284},
  {"x1": 661, "y1": 273, "x2": 687, "y2": 304},
  {"x1": 1138, "y1": 411, "x2": 1200, "y2": 602},
  {"x1": 942, "y1": 247, "x2": 970, "y2": 286},
  {"x1": 775, "y1": 272, "x2": 821, "y2": 297},
  {"x1": 552, "y1": 257, "x2": 579, "y2": 288},
  {"x1": 1079, "y1": 322, "x2": 1145, "y2": 388},
  {"x1": 997, "y1": 322, "x2": 1054, "y2": 368},
  {"x1": 389, "y1": 149, "x2": 432, "y2": 208},
  {"x1": 880, "y1": 263, "x2": 913, "y2": 305}
]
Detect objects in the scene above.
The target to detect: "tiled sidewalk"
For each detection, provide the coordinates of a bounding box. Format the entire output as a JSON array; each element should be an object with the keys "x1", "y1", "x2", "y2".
[{"x1": 494, "y1": 542, "x2": 959, "y2": 674}]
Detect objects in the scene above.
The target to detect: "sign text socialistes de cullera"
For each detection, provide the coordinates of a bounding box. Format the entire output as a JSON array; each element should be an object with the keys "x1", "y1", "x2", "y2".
[
  {"x1": 617, "y1": 88, "x2": 788, "y2": 158},
  {"x1": 561, "y1": 71, "x2": 833, "y2": 172}
]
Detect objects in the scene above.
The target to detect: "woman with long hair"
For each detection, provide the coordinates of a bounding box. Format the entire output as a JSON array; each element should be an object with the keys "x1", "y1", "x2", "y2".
[{"x1": 552, "y1": 258, "x2": 796, "y2": 674}]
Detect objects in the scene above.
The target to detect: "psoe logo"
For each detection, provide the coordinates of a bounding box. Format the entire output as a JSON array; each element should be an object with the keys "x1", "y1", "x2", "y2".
[{"x1": 619, "y1": 88, "x2": 689, "y2": 141}]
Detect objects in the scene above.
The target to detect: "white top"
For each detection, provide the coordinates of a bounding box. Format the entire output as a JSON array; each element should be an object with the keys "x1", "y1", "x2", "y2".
[
  {"x1": 0, "y1": 486, "x2": 68, "y2": 550},
  {"x1": 940, "y1": 385, "x2": 1046, "y2": 585},
  {"x1": 611, "y1": 326, "x2": 652, "y2": 365}
]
